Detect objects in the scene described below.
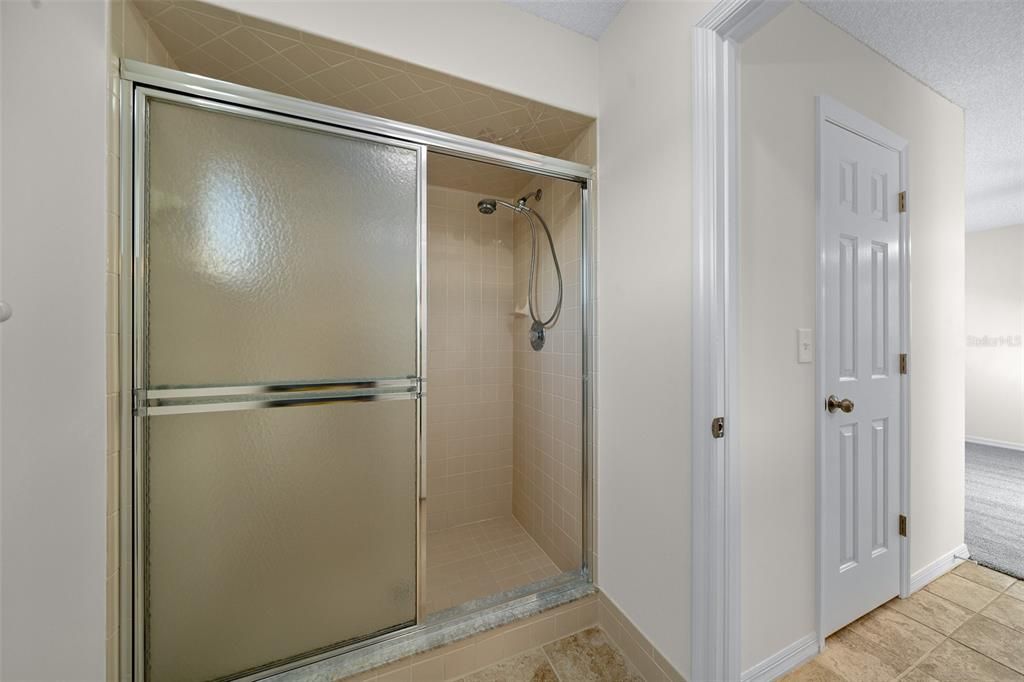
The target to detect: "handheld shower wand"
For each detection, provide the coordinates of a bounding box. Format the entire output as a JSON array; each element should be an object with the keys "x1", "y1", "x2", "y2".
[{"x1": 477, "y1": 189, "x2": 562, "y2": 351}]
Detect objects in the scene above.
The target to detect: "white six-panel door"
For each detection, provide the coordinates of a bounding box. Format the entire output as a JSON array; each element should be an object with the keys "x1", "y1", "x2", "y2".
[{"x1": 822, "y1": 118, "x2": 903, "y2": 636}]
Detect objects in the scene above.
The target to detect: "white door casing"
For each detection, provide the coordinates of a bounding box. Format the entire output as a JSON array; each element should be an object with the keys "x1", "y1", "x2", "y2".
[{"x1": 820, "y1": 107, "x2": 904, "y2": 636}]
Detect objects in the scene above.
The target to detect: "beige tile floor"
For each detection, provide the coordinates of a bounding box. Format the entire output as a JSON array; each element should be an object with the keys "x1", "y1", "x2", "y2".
[
  {"x1": 424, "y1": 517, "x2": 561, "y2": 616},
  {"x1": 458, "y1": 626, "x2": 643, "y2": 682},
  {"x1": 784, "y1": 561, "x2": 1024, "y2": 681}
]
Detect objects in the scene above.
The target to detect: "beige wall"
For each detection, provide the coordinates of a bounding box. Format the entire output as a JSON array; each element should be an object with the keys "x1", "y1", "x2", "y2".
[
  {"x1": 1, "y1": 1, "x2": 108, "y2": 677},
  {"x1": 511, "y1": 125, "x2": 594, "y2": 572},
  {"x1": 966, "y1": 224, "x2": 1024, "y2": 446},
  {"x1": 596, "y1": 1, "x2": 711, "y2": 675},
  {"x1": 425, "y1": 185, "x2": 516, "y2": 531},
  {"x1": 739, "y1": 2, "x2": 965, "y2": 670}
]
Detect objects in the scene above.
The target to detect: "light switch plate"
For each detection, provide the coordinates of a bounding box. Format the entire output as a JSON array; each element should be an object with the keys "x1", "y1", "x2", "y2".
[{"x1": 798, "y1": 328, "x2": 813, "y2": 363}]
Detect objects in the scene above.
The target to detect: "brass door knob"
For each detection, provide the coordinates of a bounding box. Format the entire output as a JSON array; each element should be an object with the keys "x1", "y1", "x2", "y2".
[{"x1": 826, "y1": 394, "x2": 855, "y2": 414}]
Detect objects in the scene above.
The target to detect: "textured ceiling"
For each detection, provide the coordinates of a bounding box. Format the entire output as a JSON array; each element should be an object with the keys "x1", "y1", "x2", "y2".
[
  {"x1": 805, "y1": 0, "x2": 1024, "y2": 232},
  {"x1": 503, "y1": 1, "x2": 626, "y2": 39},
  {"x1": 133, "y1": 0, "x2": 593, "y2": 197}
]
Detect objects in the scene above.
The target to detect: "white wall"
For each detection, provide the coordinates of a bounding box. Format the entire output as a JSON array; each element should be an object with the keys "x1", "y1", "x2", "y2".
[
  {"x1": 596, "y1": 1, "x2": 712, "y2": 675},
  {"x1": 1, "y1": 1, "x2": 109, "y2": 678},
  {"x1": 738, "y1": 2, "x2": 965, "y2": 670},
  {"x1": 205, "y1": 0, "x2": 599, "y2": 117},
  {"x1": 966, "y1": 224, "x2": 1024, "y2": 446}
]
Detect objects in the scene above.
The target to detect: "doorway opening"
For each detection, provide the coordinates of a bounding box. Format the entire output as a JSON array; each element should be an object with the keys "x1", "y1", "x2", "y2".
[{"x1": 965, "y1": 230, "x2": 1024, "y2": 580}]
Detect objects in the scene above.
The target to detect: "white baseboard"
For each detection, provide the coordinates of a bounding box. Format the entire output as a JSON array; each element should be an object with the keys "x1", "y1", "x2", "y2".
[
  {"x1": 910, "y1": 543, "x2": 970, "y2": 593},
  {"x1": 741, "y1": 633, "x2": 820, "y2": 682},
  {"x1": 738, "y1": 546, "x2": 968, "y2": 682},
  {"x1": 966, "y1": 436, "x2": 1024, "y2": 452}
]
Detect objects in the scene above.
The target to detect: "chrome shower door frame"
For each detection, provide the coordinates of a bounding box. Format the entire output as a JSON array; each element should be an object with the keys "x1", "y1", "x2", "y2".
[
  {"x1": 120, "y1": 61, "x2": 596, "y2": 682},
  {"x1": 127, "y1": 84, "x2": 427, "y2": 681}
]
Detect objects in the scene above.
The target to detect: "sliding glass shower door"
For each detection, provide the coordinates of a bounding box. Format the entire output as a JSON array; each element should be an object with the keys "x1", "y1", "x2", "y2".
[{"x1": 134, "y1": 95, "x2": 424, "y2": 681}]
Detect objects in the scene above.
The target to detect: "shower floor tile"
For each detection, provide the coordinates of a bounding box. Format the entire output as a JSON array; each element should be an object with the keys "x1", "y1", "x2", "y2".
[{"x1": 424, "y1": 516, "x2": 561, "y2": 616}]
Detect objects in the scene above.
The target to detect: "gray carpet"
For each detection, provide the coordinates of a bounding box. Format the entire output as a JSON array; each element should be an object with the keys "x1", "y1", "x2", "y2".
[{"x1": 965, "y1": 441, "x2": 1024, "y2": 580}]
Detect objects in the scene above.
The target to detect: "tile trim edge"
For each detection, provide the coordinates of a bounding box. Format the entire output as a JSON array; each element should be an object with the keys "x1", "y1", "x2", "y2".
[
  {"x1": 740, "y1": 633, "x2": 820, "y2": 682},
  {"x1": 346, "y1": 593, "x2": 599, "y2": 681},
  {"x1": 266, "y1": 579, "x2": 596, "y2": 681},
  {"x1": 597, "y1": 592, "x2": 688, "y2": 682},
  {"x1": 910, "y1": 543, "x2": 971, "y2": 594}
]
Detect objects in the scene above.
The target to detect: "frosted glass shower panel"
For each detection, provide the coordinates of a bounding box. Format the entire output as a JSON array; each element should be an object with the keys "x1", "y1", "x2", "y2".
[
  {"x1": 144, "y1": 99, "x2": 420, "y2": 386},
  {"x1": 145, "y1": 399, "x2": 417, "y2": 681}
]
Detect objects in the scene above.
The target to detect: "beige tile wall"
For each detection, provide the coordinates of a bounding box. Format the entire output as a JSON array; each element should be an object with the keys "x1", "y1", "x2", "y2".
[
  {"x1": 511, "y1": 125, "x2": 595, "y2": 572},
  {"x1": 120, "y1": 0, "x2": 176, "y2": 69},
  {"x1": 107, "y1": 3, "x2": 177, "y2": 679},
  {"x1": 425, "y1": 185, "x2": 516, "y2": 531}
]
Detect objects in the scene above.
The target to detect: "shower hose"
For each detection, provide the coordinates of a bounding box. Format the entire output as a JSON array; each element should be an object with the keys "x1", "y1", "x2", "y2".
[{"x1": 520, "y1": 206, "x2": 564, "y2": 330}]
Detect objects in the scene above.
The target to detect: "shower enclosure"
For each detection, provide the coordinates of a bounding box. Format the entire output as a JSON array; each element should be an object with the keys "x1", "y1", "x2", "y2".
[{"x1": 121, "y1": 63, "x2": 593, "y2": 681}]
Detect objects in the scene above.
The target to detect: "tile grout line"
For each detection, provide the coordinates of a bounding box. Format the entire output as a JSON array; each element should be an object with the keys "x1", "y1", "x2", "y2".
[
  {"x1": 819, "y1": 565, "x2": 1021, "y2": 681},
  {"x1": 451, "y1": 622, "x2": 590, "y2": 682},
  {"x1": 539, "y1": 641, "x2": 564, "y2": 682},
  {"x1": 898, "y1": 565, "x2": 1024, "y2": 679},
  {"x1": 844, "y1": 600, "x2": 949, "y2": 682},
  {"x1": 951, "y1": 609, "x2": 1024, "y2": 676},
  {"x1": 894, "y1": 630, "x2": 950, "y2": 681},
  {"x1": 942, "y1": 623, "x2": 1024, "y2": 678}
]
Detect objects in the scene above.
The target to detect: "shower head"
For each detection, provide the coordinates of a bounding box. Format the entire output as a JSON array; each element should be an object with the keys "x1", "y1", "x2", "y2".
[{"x1": 478, "y1": 197, "x2": 525, "y2": 216}]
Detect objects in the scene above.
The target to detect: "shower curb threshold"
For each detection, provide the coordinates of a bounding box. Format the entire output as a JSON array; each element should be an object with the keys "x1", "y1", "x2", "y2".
[{"x1": 262, "y1": 572, "x2": 595, "y2": 681}]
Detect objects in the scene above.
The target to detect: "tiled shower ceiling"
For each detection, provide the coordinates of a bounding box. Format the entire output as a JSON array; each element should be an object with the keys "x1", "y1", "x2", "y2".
[{"x1": 132, "y1": 0, "x2": 594, "y2": 197}]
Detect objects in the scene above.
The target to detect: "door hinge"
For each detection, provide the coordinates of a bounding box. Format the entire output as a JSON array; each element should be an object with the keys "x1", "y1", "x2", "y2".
[
  {"x1": 899, "y1": 514, "x2": 908, "y2": 537},
  {"x1": 899, "y1": 353, "x2": 908, "y2": 375},
  {"x1": 711, "y1": 417, "x2": 725, "y2": 439},
  {"x1": 898, "y1": 191, "x2": 907, "y2": 213}
]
